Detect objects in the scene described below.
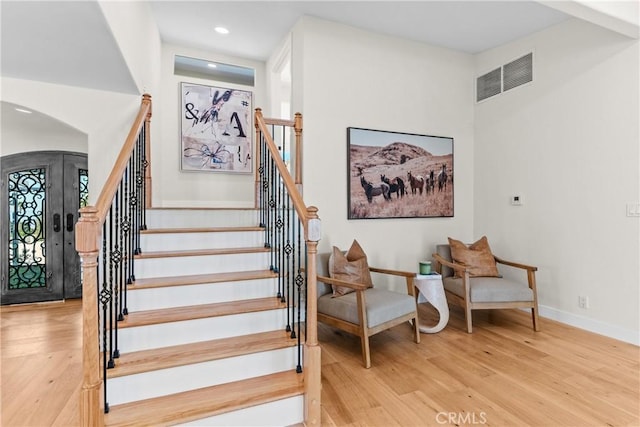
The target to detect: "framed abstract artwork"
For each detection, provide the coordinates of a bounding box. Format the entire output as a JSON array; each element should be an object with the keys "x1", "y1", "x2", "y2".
[
  {"x1": 347, "y1": 127, "x2": 454, "y2": 219},
  {"x1": 180, "y1": 82, "x2": 252, "y2": 173}
]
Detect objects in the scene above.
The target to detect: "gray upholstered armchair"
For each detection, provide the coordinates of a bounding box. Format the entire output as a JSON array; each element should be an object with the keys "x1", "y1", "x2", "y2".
[
  {"x1": 316, "y1": 251, "x2": 420, "y2": 368},
  {"x1": 432, "y1": 243, "x2": 540, "y2": 333}
]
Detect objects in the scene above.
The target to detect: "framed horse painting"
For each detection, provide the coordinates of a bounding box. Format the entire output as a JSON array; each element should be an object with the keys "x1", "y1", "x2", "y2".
[
  {"x1": 180, "y1": 82, "x2": 253, "y2": 173},
  {"x1": 347, "y1": 127, "x2": 454, "y2": 219}
]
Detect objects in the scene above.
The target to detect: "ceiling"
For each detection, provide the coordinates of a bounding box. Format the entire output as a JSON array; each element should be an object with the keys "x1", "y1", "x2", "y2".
[
  {"x1": 0, "y1": 1, "x2": 138, "y2": 94},
  {"x1": 150, "y1": 1, "x2": 569, "y2": 60},
  {"x1": 0, "y1": 0, "x2": 572, "y2": 98}
]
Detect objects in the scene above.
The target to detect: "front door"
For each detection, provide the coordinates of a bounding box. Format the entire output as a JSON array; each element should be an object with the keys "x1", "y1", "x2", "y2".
[{"x1": 1, "y1": 151, "x2": 88, "y2": 305}]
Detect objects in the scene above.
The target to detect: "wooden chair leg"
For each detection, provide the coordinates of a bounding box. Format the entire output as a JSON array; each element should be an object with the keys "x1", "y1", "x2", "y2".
[
  {"x1": 360, "y1": 333, "x2": 371, "y2": 369},
  {"x1": 413, "y1": 315, "x2": 421, "y2": 343},
  {"x1": 531, "y1": 306, "x2": 540, "y2": 332},
  {"x1": 465, "y1": 304, "x2": 473, "y2": 333}
]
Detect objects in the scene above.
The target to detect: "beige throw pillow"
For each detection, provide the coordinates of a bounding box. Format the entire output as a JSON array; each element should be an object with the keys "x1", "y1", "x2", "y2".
[
  {"x1": 329, "y1": 240, "x2": 373, "y2": 297},
  {"x1": 448, "y1": 236, "x2": 499, "y2": 278}
]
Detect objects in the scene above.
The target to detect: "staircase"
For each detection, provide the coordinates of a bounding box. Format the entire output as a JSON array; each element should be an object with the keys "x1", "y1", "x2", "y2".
[
  {"x1": 76, "y1": 97, "x2": 321, "y2": 426},
  {"x1": 103, "y1": 207, "x2": 305, "y2": 426}
]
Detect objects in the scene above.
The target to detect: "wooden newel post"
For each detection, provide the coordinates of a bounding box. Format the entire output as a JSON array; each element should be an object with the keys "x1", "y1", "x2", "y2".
[
  {"x1": 76, "y1": 206, "x2": 104, "y2": 426},
  {"x1": 304, "y1": 206, "x2": 321, "y2": 425},
  {"x1": 254, "y1": 108, "x2": 263, "y2": 209}
]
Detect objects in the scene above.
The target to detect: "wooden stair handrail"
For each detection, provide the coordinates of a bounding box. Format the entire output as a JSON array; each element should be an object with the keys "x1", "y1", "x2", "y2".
[
  {"x1": 254, "y1": 109, "x2": 321, "y2": 426},
  {"x1": 76, "y1": 94, "x2": 152, "y2": 426},
  {"x1": 255, "y1": 109, "x2": 308, "y2": 224},
  {"x1": 95, "y1": 94, "x2": 152, "y2": 224}
]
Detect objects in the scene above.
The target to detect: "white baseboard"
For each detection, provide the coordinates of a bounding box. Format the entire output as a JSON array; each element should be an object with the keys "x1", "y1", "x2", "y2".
[{"x1": 538, "y1": 304, "x2": 639, "y2": 346}]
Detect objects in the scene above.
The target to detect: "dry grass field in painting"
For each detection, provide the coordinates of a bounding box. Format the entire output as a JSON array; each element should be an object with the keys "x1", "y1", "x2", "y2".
[{"x1": 349, "y1": 142, "x2": 453, "y2": 219}]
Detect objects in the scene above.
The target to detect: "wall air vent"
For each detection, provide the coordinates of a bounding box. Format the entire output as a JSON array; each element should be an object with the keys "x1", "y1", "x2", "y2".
[
  {"x1": 476, "y1": 67, "x2": 502, "y2": 102},
  {"x1": 503, "y1": 53, "x2": 533, "y2": 92}
]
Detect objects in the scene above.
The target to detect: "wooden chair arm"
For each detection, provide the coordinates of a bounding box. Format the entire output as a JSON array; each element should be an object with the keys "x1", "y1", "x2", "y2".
[
  {"x1": 316, "y1": 274, "x2": 369, "y2": 291},
  {"x1": 432, "y1": 253, "x2": 468, "y2": 274},
  {"x1": 370, "y1": 266, "x2": 417, "y2": 296},
  {"x1": 494, "y1": 256, "x2": 538, "y2": 272},
  {"x1": 369, "y1": 266, "x2": 416, "y2": 278}
]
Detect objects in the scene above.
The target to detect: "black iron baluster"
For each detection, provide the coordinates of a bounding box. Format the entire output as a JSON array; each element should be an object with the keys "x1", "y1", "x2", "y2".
[
  {"x1": 98, "y1": 223, "x2": 111, "y2": 413},
  {"x1": 122, "y1": 164, "x2": 131, "y2": 314},
  {"x1": 277, "y1": 177, "x2": 284, "y2": 301},
  {"x1": 259, "y1": 135, "x2": 266, "y2": 229},
  {"x1": 128, "y1": 155, "x2": 136, "y2": 283},
  {"x1": 116, "y1": 183, "x2": 123, "y2": 322},
  {"x1": 107, "y1": 205, "x2": 119, "y2": 361},
  {"x1": 112, "y1": 191, "x2": 121, "y2": 360},
  {"x1": 285, "y1": 190, "x2": 293, "y2": 334},
  {"x1": 140, "y1": 129, "x2": 147, "y2": 231},
  {"x1": 269, "y1": 155, "x2": 276, "y2": 274},
  {"x1": 295, "y1": 216, "x2": 304, "y2": 372},
  {"x1": 262, "y1": 137, "x2": 273, "y2": 251},
  {"x1": 305, "y1": 242, "x2": 309, "y2": 342},
  {"x1": 134, "y1": 140, "x2": 143, "y2": 255}
]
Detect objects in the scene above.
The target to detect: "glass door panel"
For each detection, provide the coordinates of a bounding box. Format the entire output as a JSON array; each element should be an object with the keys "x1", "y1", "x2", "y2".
[{"x1": 1, "y1": 151, "x2": 87, "y2": 304}]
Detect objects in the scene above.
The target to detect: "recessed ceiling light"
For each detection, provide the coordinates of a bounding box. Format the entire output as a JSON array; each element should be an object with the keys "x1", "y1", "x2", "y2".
[
  {"x1": 15, "y1": 108, "x2": 32, "y2": 114},
  {"x1": 207, "y1": 63, "x2": 217, "y2": 68},
  {"x1": 214, "y1": 27, "x2": 229, "y2": 35}
]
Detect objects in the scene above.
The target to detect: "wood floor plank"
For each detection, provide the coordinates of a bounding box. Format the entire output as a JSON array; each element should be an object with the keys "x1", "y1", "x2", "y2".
[
  {"x1": 119, "y1": 297, "x2": 286, "y2": 328},
  {"x1": 3, "y1": 298, "x2": 639, "y2": 427}
]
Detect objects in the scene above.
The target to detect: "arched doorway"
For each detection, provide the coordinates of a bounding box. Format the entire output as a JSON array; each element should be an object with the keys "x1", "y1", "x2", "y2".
[
  {"x1": 1, "y1": 151, "x2": 87, "y2": 305},
  {"x1": 1, "y1": 102, "x2": 88, "y2": 305}
]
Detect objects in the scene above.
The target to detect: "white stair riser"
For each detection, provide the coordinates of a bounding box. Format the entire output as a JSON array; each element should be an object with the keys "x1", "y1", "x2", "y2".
[
  {"x1": 141, "y1": 231, "x2": 263, "y2": 251},
  {"x1": 146, "y1": 209, "x2": 259, "y2": 228},
  {"x1": 177, "y1": 395, "x2": 304, "y2": 427},
  {"x1": 127, "y1": 278, "x2": 279, "y2": 311},
  {"x1": 118, "y1": 309, "x2": 289, "y2": 352},
  {"x1": 135, "y1": 252, "x2": 270, "y2": 278},
  {"x1": 108, "y1": 347, "x2": 299, "y2": 405}
]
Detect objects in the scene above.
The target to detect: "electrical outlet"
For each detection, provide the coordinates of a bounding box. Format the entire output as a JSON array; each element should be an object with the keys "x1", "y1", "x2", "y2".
[
  {"x1": 578, "y1": 295, "x2": 589, "y2": 309},
  {"x1": 511, "y1": 195, "x2": 523, "y2": 206}
]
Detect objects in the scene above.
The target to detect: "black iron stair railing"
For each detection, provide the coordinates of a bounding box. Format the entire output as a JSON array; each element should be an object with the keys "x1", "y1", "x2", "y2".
[
  {"x1": 254, "y1": 109, "x2": 322, "y2": 424},
  {"x1": 76, "y1": 94, "x2": 151, "y2": 424}
]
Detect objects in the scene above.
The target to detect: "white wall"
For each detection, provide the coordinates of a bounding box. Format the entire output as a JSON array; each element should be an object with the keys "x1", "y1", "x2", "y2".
[
  {"x1": 98, "y1": 0, "x2": 162, "y2": 95},
  {"x1": 1, "y1": 1, "x2": 161, "y2": 204},
  {"x1": 1, "y1": 78, "x2": 141, "y2": 203},
  {"x1": 1, "y1": 105, "x2": 88, "y2": 156},
  {"x1": 474, "y1": 18, "x2": 639, "y2": 343},
  {"x1": 153, "y1": 44, "x2": 266, "y2": 207},
  {"x1": 291, "y1": 17, "x2": 475, "y2": 290}
]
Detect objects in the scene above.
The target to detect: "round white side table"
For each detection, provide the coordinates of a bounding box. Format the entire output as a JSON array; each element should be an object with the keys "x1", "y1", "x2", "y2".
[{"x1": 414, "y1": 273, "x2": 449, "y2": 333}]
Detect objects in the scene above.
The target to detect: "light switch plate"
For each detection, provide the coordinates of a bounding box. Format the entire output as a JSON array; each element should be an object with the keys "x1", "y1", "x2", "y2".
[{"x1": 627, "y1": 203, "x2": 640, "y2": 217}]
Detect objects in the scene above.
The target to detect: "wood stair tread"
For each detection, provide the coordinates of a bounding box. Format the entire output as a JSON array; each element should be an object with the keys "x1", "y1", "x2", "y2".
[
  {"x1": 131, "y1": 269, "x2": 277, "y2": 289},
  {"x1": 141, "y1": 226, "x2": 263, "y2": 234},
  {"x1": 119, "y1": 297, "x2": 286, "y2": 328},
  {"x1": 104, "y1": 370, "x2": 304, "y2": 427},
  {"x1": 134, "y1": 246, "x2": 270, "y2": 259},
  {"x1": 108, "y1": 330, "x2": 297, "y2": 378}
]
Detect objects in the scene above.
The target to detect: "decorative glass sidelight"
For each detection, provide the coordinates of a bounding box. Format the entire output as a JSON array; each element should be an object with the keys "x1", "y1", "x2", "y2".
[
  {"x1": 79, "y1": 169, "x2": 89, "y2": 208},
  {"x1": 8, "y1": 168, "x2": 47, "y2": 289}
]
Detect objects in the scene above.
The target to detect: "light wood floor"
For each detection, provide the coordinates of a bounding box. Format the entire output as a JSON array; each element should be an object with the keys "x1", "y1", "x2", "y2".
[{"x1": 1, "y1": 300, "x2": 638, "y2": 426}]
